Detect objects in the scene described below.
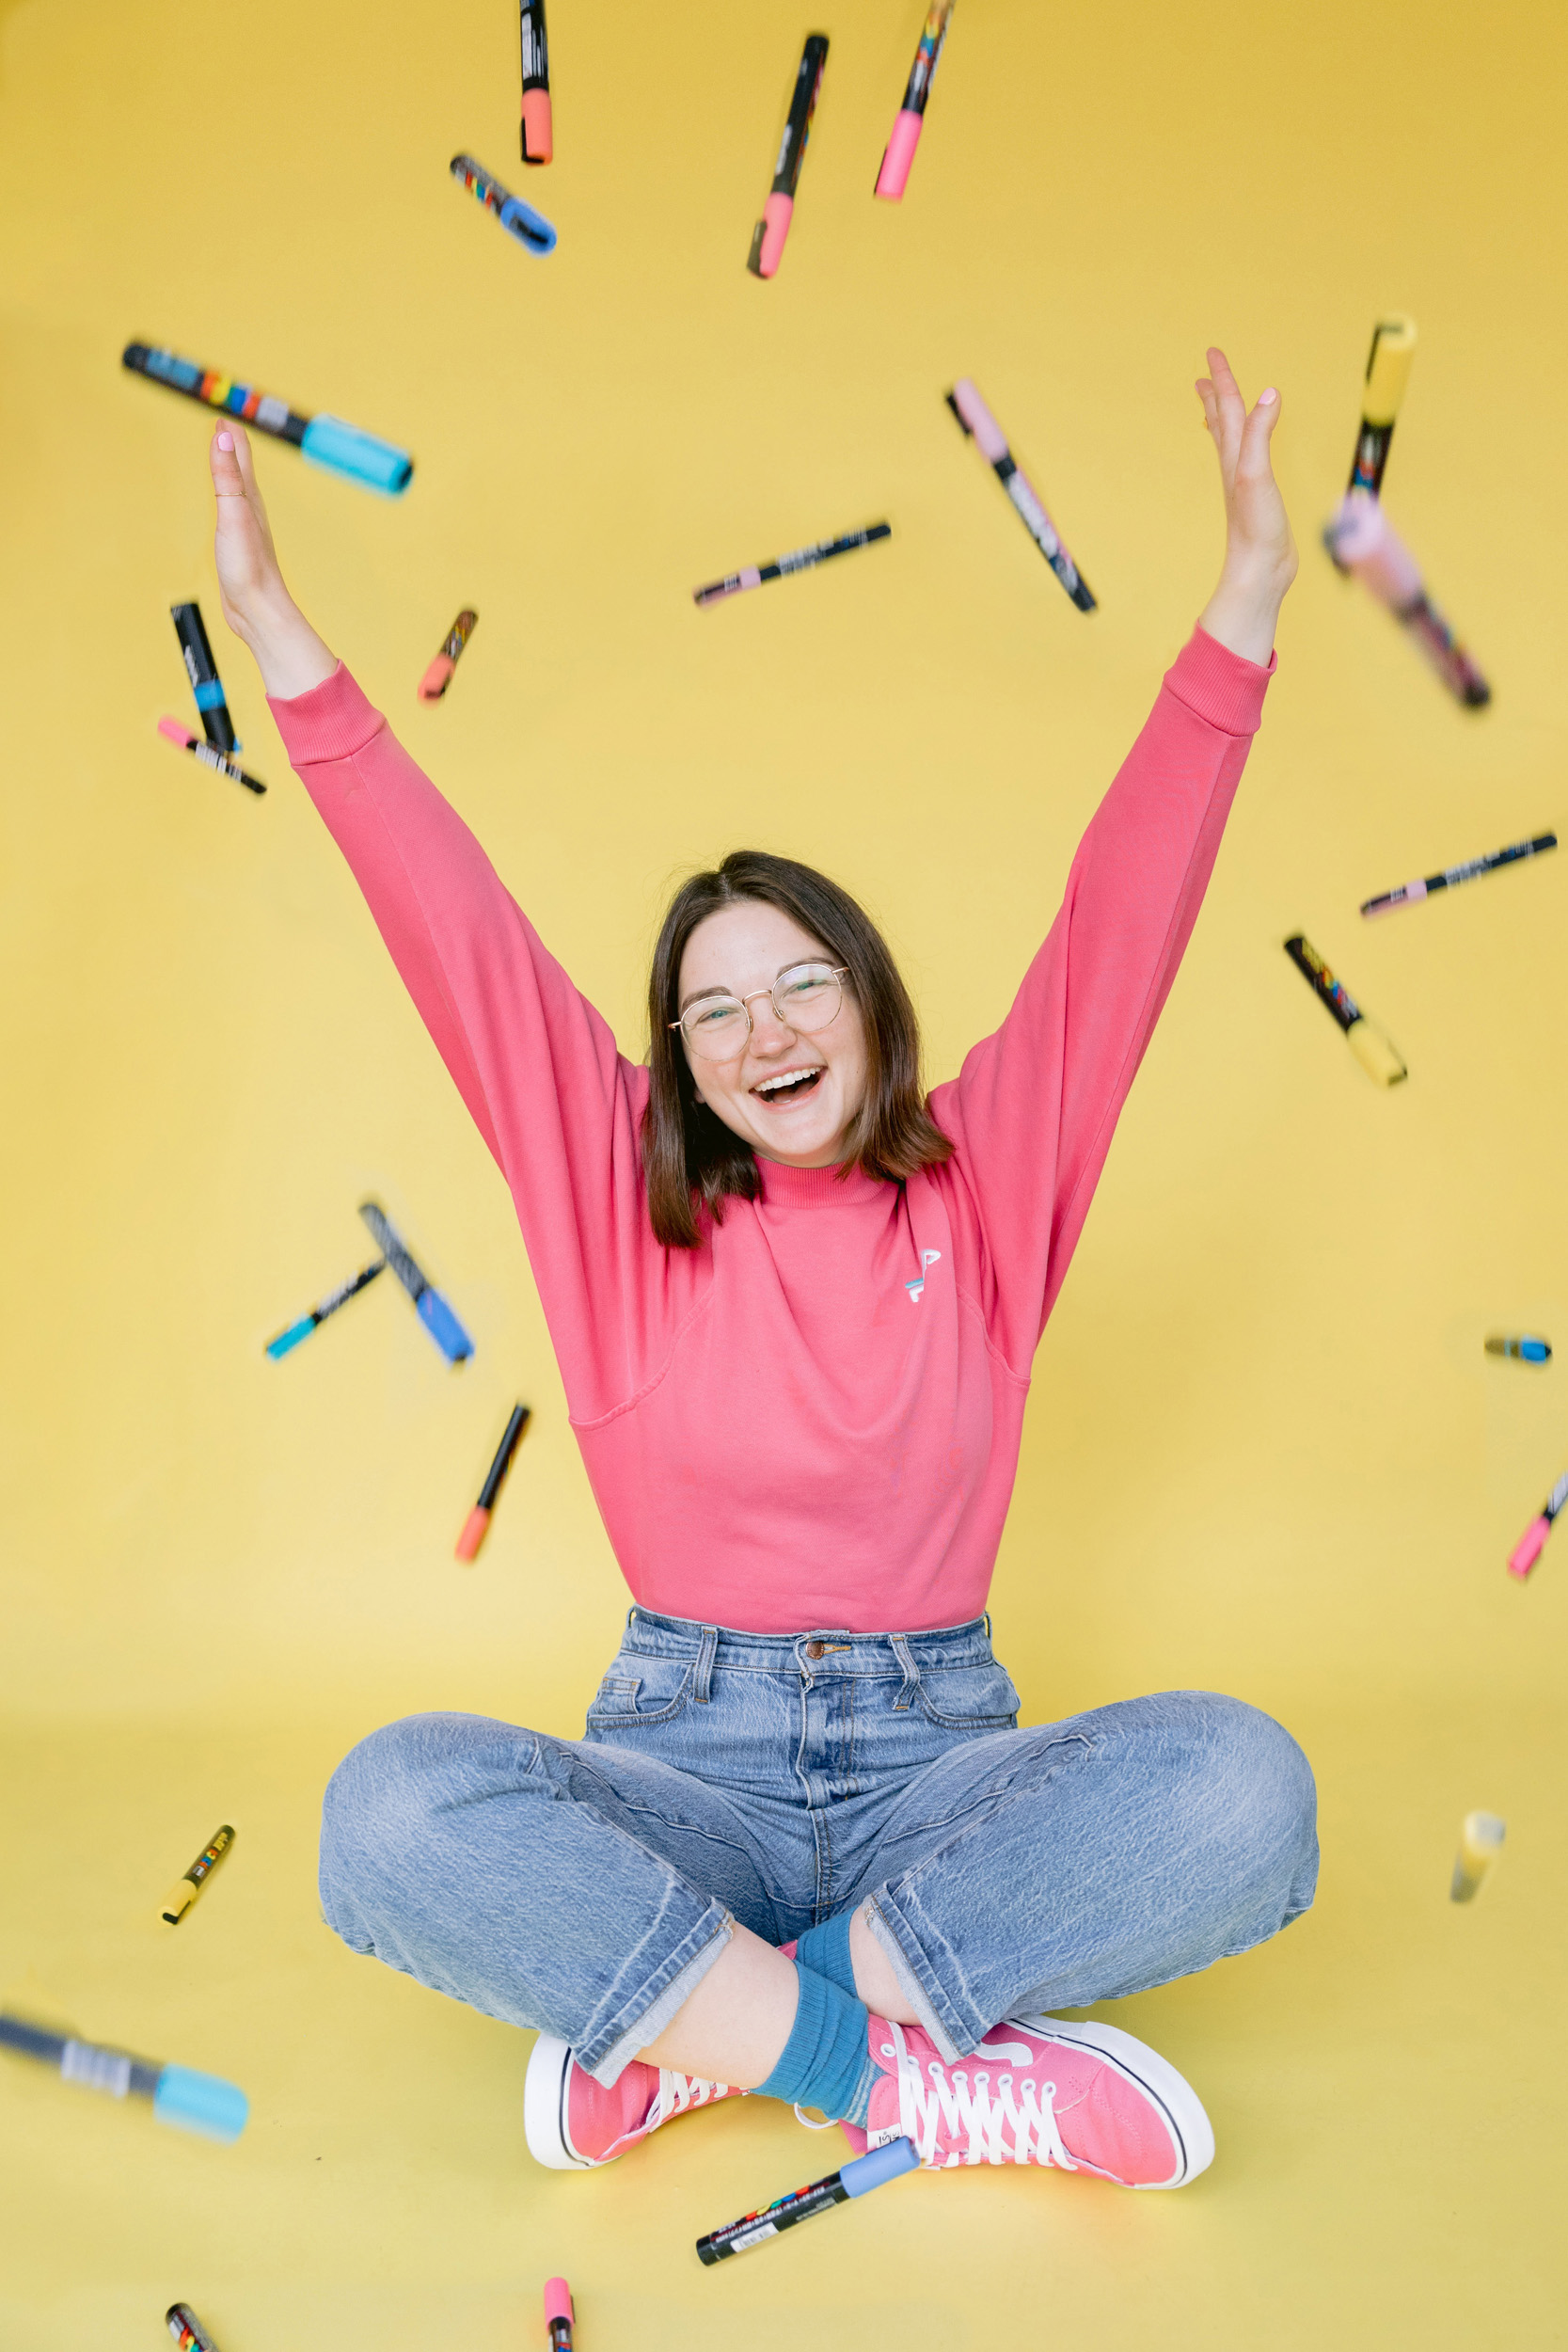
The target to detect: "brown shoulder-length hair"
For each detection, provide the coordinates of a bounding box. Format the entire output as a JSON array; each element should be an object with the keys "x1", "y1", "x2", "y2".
[{"x1": 641, "y1": 849, "x2": 954, "y2": 1249}]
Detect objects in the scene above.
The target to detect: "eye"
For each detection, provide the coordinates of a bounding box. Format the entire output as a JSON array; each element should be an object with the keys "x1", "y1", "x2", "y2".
[
  {"x1": 780, "y1": 973, "x2": 831, "y2": 1003},
  {"x1": 690, "y1": 1001, "x2": 741, "y2": 1029}
]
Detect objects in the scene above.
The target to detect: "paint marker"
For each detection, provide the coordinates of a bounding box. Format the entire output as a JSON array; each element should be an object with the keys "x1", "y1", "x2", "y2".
[
  {"x1": 167, "y1": 2308, "x2": 222, "y2": 2352},
  {"x1": 450, "y1": 153, "x2": 557, "y2": 255},
  {"x1": 1361, "y1": 832, "x2": 1554, "y2": 916},
  {"x1": 544, "y1": 2278, "x2": 573, "y2": 2351},
  {"x1": 1507, "y1": 1466, "x2": 1568, "y2": 1579},
  {"x1": 519, "y1": 0, "x2": 552, "y2": 161},
  {"x1": 875, "y1": 0, "x2": 955, "y2": 199},
  {"x1": 1323, "y1": 493, "x2": 1490, "y2": 707},
  {"x1": 157, "y1": 717, "x2": 266, "y2": 796},
  {"x1": 122, "y1": 342, "x2": 413, "y2": 496},
  {"x1": 0, "y1": 2013, "x2": 247, "y2": 2143},
  {"x1": 419, "y1": 610, "x2": 479, "y2": 702},
  {"x1": 358, "y1": 1201, "x2": 474, "y2": 1363},
  {"x1": 694, "y1": 522, "x2": 891, "y2": 608},
  {"x1": 456, "y1": 1405, "x2": 531, "y2": 1561},
  {"x1": 946, "y1": 381, "x2": 1095, "y2": 612},
  {"x1": 1450, "y1": 1810, "x2": 1505, "y2": 1902},
  {"x1": 1485, "y1": 1335, "x2": 1552, "y2": 1365},
  {"x1": 748, "y1": 34, "x2": 829, "y2": 278},
  {"x1": 1283, "y1": 934, "x2": 1406, "y2": 1086},
  {"x1": 171, "y1": 602, "x2": 238, "y2": 755},
  {"x1": 697, "y1": 2136, "x2": 918, "y2": 2264},
  {"x1": 160, "y1": 1824, "x2": 235, "y2": 1926},
  {"x1": 1345, "y1": 313, "x2": 1418, "y2": 499},
  {"x1": 265, "y1": 1259, "x2": 385, "y2": 1359}
]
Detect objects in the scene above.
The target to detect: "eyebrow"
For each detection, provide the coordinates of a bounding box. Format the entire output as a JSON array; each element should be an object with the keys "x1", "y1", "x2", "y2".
[{"x1": 677, "y1": 959, "x2": 826, "y2": 1014}]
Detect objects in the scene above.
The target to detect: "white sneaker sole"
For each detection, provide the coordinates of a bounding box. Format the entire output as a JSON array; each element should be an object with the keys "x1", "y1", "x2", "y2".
[
  {"x1": 523, "y1": 2033, "x2": 592, "y2": 2170},
  {"x1": 1006, "y1": 2012, "x2": 1216, "y2": 2188}
]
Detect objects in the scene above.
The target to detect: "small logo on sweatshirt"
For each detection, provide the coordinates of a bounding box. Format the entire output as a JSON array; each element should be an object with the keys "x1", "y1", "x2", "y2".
[{"x1": 905, "y1": 1248, "x2": 942, "y2": 1304}]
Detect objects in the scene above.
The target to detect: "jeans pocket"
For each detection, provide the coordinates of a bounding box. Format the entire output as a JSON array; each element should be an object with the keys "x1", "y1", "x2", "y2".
[
  {"x1": 913, "y1": 1661, "x2": 1022, "y2": 1731},
  {"x1": 585, "y1": 1657, "x2": 694, "y2": 1729}
]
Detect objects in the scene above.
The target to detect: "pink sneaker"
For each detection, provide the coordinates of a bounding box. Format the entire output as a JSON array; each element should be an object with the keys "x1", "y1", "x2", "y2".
[
  {"x1": 523, "y1": 2034, "x2": 746, "y2": 2170},
  {"x1": 850, "y1": 2013, "x2": 1214, "y2": 2187}
]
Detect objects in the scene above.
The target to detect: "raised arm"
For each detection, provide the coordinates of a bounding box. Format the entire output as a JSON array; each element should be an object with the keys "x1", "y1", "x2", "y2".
[
  {"x1": 208, "y1": 426, "x2": 659, "y2": 1417},
  {"x1": 931, "y1": 352, "x2": 1297, "y2": 1372}
]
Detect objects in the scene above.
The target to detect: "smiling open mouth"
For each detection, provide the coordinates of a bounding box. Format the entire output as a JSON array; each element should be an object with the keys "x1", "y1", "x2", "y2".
[{"x1": 752, "y1": 1066, "x2": 825, "y2": 1103}]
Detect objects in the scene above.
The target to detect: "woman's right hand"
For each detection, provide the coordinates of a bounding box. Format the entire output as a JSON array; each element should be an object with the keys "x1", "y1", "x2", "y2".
[{"x1": 209, "y1": 425, "x2": 338, "y2": 701}]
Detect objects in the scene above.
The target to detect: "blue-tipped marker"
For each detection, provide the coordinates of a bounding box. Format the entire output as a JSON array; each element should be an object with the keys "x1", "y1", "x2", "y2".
[
  {"x1": 696, "y1": 2136, "x2": 919, "y2": 2263},
  {"x1": 0, "y1": 2013, "x2": 247, "y2": 2144},
  {"x1": 358, "y1": 1201, "x2": 473, "y2": 1364},
  {"x1": 1486, "y1": 1334, "x2": 1552, "y2": 1365},
  {"x1": 450, "y1": 152, "x2": 557, "y2": 254},
  {"x1": 265, "y1": 1259, "x2": 386, "y2": 1359}
]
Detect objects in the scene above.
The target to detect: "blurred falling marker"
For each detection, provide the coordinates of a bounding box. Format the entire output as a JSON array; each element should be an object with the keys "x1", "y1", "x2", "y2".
[
  {"x1": 1450, "y1": 1811, "x2": 1506, "y2": 1902},
  {"x1": 359, "y1": 1200, "x2": 474, "y2": 1363}
]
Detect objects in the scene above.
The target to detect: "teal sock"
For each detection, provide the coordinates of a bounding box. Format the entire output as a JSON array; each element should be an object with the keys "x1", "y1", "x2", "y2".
[
  {"x1": 794, "y1": 1911, "x2": 858, "y2": 1997},
  {"x1": 755, "y1": 1963, "x2": 878, "y2": 2127}
]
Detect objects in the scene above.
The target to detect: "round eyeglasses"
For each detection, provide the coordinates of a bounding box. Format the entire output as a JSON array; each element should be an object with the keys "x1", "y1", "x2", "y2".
[{"x1": 672, "y1": 963, "x2": 850, "y2": 1060}]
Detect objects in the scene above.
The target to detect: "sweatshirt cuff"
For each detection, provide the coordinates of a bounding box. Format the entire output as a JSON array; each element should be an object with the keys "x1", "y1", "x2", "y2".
[
  {"x1": 1163, "y1": 626, "x2": 1276, "y2": 737},
  {"x1": 267, "y1": 661, "x2": 387, "y2": 764}
]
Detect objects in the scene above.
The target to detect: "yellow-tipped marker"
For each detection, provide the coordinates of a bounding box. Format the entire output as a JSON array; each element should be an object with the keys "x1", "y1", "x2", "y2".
[
  {"x1": 1449, "y1": 1811, "x2": 1505, "y2": 1903},
  {"x1": 160, "y1": 1825, "x2": 235, "y2": 1926}
]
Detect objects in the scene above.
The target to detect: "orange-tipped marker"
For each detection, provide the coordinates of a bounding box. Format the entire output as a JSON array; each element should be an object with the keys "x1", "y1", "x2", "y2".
[
  {"x1": 418, "y1": 609, "x2": 478, "y2": 702},
  {"x1": 456, "y1": 1405, "x2": 531, "y2": 1561},
  {"x1": 520, "y1": 0, "x2": 552, "y2": 161}
]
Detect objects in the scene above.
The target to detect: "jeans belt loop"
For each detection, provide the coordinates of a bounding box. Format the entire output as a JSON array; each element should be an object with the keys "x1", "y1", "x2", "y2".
[
  {"x1": 983, "y1": 1610, "x2": 993, "y2": 1645},
  {"x1": 890, "y1": 1633, "x2": 922, "y2": 1712},
  {"x1": 692, "y1": 1624, "x2": 719, "y2": 1704}
]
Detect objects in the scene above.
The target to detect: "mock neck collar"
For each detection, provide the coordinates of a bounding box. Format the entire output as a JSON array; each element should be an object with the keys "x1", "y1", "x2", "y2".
[{"x1": 754, "y1": 1158, "x2": 893, "y2": 1209}]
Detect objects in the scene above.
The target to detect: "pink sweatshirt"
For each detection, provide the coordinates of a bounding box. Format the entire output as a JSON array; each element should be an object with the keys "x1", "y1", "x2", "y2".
[{"x1": 272, "y1": 628, "x2": 1272, "y2": 1634}]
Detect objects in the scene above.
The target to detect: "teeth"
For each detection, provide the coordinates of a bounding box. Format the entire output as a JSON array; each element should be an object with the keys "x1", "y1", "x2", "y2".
[{"x1": 757, "y1": 1068, "x2": 820, "y2": 1096}]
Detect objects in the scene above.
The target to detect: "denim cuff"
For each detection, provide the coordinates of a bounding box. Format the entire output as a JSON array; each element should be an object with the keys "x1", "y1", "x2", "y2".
[
  {"x1": 861, "y1": 1895, "x2": 970, "y2": 2062},
  {"x1": 586, "y1": 1907, "x2": 734, "y2": 2086}
]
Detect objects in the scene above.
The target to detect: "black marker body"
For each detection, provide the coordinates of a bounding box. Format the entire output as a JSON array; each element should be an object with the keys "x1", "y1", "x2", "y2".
[{"x1": 171, "y1": 602, "x2": 236, "y2": 754}]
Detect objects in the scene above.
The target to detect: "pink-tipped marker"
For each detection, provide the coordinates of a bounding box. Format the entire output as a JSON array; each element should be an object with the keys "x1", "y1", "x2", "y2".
[
  {"x1": 521, "y1": 87, "x2": 553, "y2": 164},
  {"x1": 544, "y1": 2278, "x2": 574, "y2": 2351},
  {"x1": 752, "y1": 192, "x2": 794, "y2": 278},
  {"x1": 950, "y1": 377, "x2": 1009, "y2": 466},
  {"x1": 875, "y1": 110, "x2": 924, "y2": 199},
  {"x1": 1508, "y1": 1468, "x2": 1568, "y2": 1578},
  {"x1": 1326, "y1": 490, "x2": 1424, "y2": 609},
  {"x1": 157, "y1": 715, "x2": 266, "y2": 795},
  {"x1": 874, "y1": 2, "x2": 955, "y2": 200}
]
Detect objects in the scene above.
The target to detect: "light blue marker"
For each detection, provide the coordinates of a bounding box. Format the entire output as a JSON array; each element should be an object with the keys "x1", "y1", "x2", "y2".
[
  {"x1": 0, "y1": 2014, "x2": 248, "y2": 2144},
  {"x1": 1485, "y1": 1334, "x2": 1552, "y2": 1365},
  {"x1": 358, "y1": 1200, "x2": 474, "y2": 1364}
]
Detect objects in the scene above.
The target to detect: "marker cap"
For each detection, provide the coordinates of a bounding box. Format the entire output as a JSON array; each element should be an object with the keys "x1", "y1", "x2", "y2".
[
  {"x1": 299, "y1": 416, "x2": 414, "y2": 496},
  {"x1": 1362, "y1": 314, "x2": 1418, "y2": 426},
  {"x1": 498, "y1": 195, "x2": 558, "y2": 255},
  {"x1": 455, "y1": 1505, "x2": 491, "y2": 1563},
  {"x1": 265, "y1": 1317, "x2": 315, "y2": 1359},
  {"x1": 874, "y1": 109, "x2": 924, "y2": 199},
  {"x1": 417, "y1": 1288, "x2": 475, "y2": 1363},
  {"x1": 157, "y1": 715, "x2": 194, "y2": 748},
  {"x1": 419, "y1": 654, "x2": 456, "y2": 702},
  {"x1": 521, "y1": 88, "x2": 554, "y2": 163},
  {"x1": 840, "y1": 2135, "x2": 921, "y2": 2195},
  {"x1": 151, "y1": 2064, "x2": 249, "y2": 2143},
  {"x1": 1346, "y1": 1019, "x2": 1407, "y2": 1088},
  {"x1": 1508, "y1": 1515, "x2": 1549, "y2": 1579},
  {"x1": 1327, "y1": 493, "x2": 1423, "y2": 611},
  {"x1": 159, "y1": 1882, "x2": 196, "y2": 1925},
  {"x1": 753, "y1": 192, "x2": 794, "y2": 278},
  {"x1": 949, "y1": 379, "x2": 1008, "y2": 466},
  {"x1": 544, "y1": 2280, "x2": 574, "y2": 2326}
]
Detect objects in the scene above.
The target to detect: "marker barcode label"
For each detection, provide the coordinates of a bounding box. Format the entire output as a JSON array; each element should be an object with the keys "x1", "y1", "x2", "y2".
[
  {"x1": 728, "y1": 2221, "x2": 780, "y2": 2251},
  {"x1": 61, "y1": 2041, "x2": 133, "y2": 2098}
]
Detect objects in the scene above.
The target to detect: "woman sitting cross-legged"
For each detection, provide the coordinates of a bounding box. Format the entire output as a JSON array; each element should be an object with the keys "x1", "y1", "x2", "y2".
[{"x1": 207, "y1": 347, "x2": 1311, "y2": 2185}]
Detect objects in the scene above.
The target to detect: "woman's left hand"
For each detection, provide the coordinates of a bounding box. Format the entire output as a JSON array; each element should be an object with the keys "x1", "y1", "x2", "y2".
[{"x1": 1195, "y1": 347, "x2": 1298, "y2": 666}]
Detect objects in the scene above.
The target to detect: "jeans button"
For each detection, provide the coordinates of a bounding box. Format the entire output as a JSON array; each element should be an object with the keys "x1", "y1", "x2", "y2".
[{"x1": 804, "y1": 1640, "x2": 825, "y2": 1660}]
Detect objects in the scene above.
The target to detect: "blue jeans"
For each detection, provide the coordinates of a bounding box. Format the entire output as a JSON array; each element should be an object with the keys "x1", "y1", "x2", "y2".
[{"x1": 320, "y1": 1611, "x2": 1318, "y2": 2086}]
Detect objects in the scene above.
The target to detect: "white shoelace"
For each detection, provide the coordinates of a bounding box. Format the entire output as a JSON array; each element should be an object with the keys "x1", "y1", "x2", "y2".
[
  {"x1": 880, "y1": 2021, "x2": 1078, "y2": 2170},
  {"x1": 656, "y1": 2069, "x2": 739, "y2": 2122}
]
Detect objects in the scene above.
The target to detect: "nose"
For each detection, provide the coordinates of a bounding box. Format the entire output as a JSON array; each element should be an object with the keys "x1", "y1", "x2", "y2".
[{"x1": 746, "y1": 993, "x2": 797, "y2": 1055}]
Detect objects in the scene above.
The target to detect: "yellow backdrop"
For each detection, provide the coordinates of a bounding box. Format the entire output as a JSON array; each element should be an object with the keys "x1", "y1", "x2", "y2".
[{"x1": 2, "y1": 0, "x2": 1565, "y2": 2342}]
